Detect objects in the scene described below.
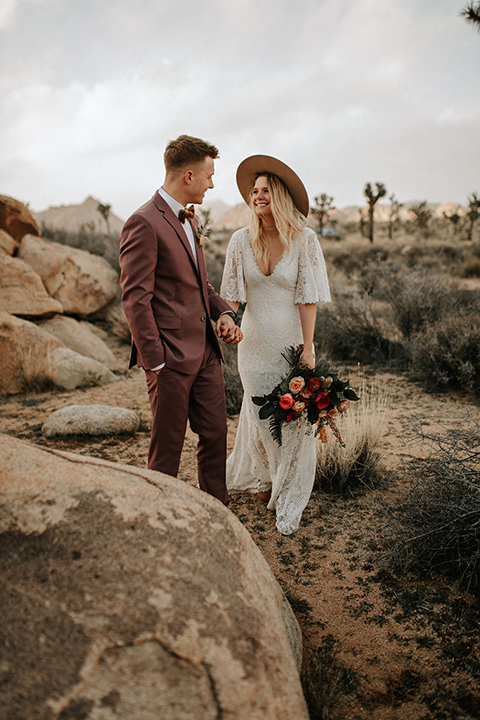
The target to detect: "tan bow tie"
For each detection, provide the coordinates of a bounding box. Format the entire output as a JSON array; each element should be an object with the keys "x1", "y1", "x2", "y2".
[{"x1": 178, "y1": 205, "x2": 195, "y2": 223}]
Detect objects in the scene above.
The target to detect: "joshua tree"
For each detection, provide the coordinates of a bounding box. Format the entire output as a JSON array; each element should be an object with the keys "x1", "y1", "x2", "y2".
[
  {"x1": 97, "y1": 202, "x2": 112, "y2": 235},
  {"x1": 443, "y1": 210, "x2": 463, "y2": 237},
  {"x1": 466, "y1": 192, "x2": 480, "y2": 241},
  {"x1": 388, "y1": 193, "x2": 403, "y2": 240},
  {"x1": 461, "y1": 2, "x2": 480, "y2": 31},
  {"x1": 409, "y1": 201, "x2": 432, "y2": 239},
  {"x1": 364, "y1": 182, "x2": 386, "y2": 243},
  {"x1": 311, "y1": 193, "x2": 335, "y2": 238}
]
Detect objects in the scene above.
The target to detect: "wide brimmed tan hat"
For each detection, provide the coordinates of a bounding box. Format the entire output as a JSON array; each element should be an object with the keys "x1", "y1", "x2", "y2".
[{"x1": 236, "y1": 154, "x2": 310, "y2": 217}]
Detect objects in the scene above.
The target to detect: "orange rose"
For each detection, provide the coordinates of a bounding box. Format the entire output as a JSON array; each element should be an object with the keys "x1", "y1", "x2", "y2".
[
  {"x1": 293, "y1": 401, "x2": 306, "y2": 413},
  {"x1": 289, "y1": 376, "x2": 305, "y2": 394},
  {"x1": 279, "y1": 393, "x2": 295, "y2": 410}
]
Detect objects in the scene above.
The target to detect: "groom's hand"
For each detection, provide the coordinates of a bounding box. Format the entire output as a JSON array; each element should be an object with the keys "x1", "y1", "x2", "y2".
[{"x1": 216, "y1": 315, "x2": 243, "y2": 344}]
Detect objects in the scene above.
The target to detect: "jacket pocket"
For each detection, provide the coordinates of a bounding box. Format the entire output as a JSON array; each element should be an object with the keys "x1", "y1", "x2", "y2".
[{"x1": 156, "y1": 316, "x2": 181, "y2": 330}]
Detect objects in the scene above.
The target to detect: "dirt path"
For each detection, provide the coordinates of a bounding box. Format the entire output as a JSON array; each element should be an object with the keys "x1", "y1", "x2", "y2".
[{"x1": 1, "y1": 336, "x2": 479, "y2": 719}]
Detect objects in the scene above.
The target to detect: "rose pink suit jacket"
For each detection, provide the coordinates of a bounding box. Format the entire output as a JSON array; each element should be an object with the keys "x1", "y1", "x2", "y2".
[{"x1": 119, "y1": 192, "x2": 232, "y2": 375}]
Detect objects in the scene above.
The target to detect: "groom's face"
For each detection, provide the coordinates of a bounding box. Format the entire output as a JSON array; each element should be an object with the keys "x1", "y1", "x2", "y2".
[{"x1": 187, "y1": 156, "x2": 215, "y2": 205}]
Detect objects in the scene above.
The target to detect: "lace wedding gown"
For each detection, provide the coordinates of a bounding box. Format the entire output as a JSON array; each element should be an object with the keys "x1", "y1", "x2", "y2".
[{"x1": 220, "y1": 227, "x2": 331, "y2": 535}]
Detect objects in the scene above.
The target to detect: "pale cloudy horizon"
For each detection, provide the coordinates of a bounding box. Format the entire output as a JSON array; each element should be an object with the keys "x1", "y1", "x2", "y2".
[{"x1": 0, "y1": 0, "x2": 479, "y2": 221}]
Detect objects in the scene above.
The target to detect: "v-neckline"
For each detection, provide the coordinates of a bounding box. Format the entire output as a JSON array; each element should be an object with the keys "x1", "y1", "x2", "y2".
[{"x1": 248, "y1": 240, "x2": 284, "y2": 278}]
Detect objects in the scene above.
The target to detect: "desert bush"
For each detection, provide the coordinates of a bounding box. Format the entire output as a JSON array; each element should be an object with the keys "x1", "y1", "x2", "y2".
[
  {"x1": 408, "y1": 314, "x2": 480, "y2": 395},
  {"x1": 302, "y1": 634, "x2": 357, "y2": 719},
  {"x1": 315, "y1": 381, "x2": 388, "y2": 494},
  {"x1": 377, "y1": 267, "x2": 461, "y2": 339},
  {"x1": 222, "y1": 342, "x2": 243, "y2": 415},
  {"x1": 382, "y1": 422, "x2": 480, "y2": 594},
  {"x1": 315, "y1": 287, "x2": 403, "y2": 365}
]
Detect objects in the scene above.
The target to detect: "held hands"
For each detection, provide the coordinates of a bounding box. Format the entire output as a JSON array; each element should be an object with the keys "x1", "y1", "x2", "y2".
[{"x1": 216, "y1": 315, "x2": 243, "y2": 345}]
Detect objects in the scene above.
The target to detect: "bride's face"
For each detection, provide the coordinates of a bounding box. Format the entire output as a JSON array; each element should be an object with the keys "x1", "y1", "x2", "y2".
[{"x1": 252, "y1": 176, "x2": 273, "y2": 220}]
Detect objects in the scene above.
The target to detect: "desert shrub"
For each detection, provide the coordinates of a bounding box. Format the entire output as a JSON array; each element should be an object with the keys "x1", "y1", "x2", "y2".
[
  {"x1": 459, "y1": 254, "x2": 480, "y2": 278},
  {"x1": 315, "y1": 288, "x2": 403, "y2": 365},
  {"x1": 382, "y1": 423, "x2": 480, "y2": 594},
  {"x1": 408, "y1": 315, "x2": 480, "y2": 395},
  {"x1": 103, "y1": 303, "x2": 131, "y2": 344},
  {"x1": 378, "y1": 268, "x2": 461, "y2": 339},
  {"x1": 315, "y1": 381, "x2": 388, "y2": 494},
  {"x1": 222, "y1": 342, "x2": 243, "y2": 415},
  {"x1": 326, "y1": 244, "x2": 389, "y2": 276},
  {"x1": 302, "y1": 635, "x2": 357, "y2": 719}
]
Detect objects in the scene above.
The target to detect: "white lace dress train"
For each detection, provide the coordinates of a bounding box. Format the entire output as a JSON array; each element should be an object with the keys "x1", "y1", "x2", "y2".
[{"x1": 220, "y1": 227, "x2": 331, "y2": 535}]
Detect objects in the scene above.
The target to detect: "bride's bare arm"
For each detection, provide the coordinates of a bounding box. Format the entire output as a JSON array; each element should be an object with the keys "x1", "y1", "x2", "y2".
[{"x1": 297, "y1": 303, "x2": 317, "y2": 368}]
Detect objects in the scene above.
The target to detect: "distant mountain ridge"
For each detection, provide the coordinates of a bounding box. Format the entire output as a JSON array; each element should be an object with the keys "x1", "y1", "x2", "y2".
[
  {"x1": 33, "y1": 196, "x2": 125, "y2": 234},
  {"x1": 33, "y1": 197, "x2": 465, "y2": 234}
]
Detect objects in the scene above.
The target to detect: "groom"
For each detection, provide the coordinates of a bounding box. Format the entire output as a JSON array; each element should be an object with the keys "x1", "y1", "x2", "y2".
[{"x1": 119, "y1": 135, "x2": 242, "y2": 505}]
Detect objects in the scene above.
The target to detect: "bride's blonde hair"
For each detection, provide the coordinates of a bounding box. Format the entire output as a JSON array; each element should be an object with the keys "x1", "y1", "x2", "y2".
[{"x1": 248, "y1": 173, "x2": 306, "y2": 268}]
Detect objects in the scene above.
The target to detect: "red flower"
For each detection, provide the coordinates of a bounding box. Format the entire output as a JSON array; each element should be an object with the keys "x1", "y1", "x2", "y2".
[
  {"x1": 307, "y1": 377, "x2": 321, "y2": 393},
  {"x1": 279, "y1": 393, "x2": 295, "y2": 410},
  {"x1": 338, "y1": 399, "x2": 350, "y2": 413},
  {"x1": 315, "y1": 391, "x2": 330, "y2": 410},
  {"x1": 285, "y1": 411, "x2": 298, "y2": 423}
]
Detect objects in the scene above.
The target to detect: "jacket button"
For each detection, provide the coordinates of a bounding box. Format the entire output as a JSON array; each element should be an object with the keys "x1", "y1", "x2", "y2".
[{"x1": 201, "y1": 316, "x2": 206, "y2": 322}]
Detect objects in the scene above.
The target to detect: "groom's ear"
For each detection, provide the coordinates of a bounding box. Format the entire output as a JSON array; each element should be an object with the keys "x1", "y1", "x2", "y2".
[{"x1": 183, "y1": 169, "x2": 194, "y2": 185}]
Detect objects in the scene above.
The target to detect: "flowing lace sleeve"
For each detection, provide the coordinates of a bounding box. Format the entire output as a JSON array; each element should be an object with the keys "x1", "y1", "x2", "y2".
[
  {"x1": 220, "y1": 229, "x2": 247, "y2": 303},
  {"x1": 295, "y1": 229, "x2": 331, "y2": 304}
]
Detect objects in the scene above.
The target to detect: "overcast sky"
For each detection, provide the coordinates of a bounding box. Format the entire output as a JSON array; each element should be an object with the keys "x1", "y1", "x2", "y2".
[{"x1": 1, "y1": 0, "x2": 479, "y2": 219}]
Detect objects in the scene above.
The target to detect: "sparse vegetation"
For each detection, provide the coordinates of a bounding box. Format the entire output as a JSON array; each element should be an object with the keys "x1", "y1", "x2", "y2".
[
  {"x1": 315, "y1": 381, "x2": 388, "y2": 494},
  {"x1": 364, "y1": 182, "x2": 387, "y2": 243},
  {"x1": 382, "y1": 421, "x2": 480, "y2": 594}
]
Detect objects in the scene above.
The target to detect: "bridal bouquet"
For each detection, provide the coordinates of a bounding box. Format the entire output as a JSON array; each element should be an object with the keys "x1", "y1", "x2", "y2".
[{"x1": 252, "y1": 346, "x2": 359, "y2": 447}]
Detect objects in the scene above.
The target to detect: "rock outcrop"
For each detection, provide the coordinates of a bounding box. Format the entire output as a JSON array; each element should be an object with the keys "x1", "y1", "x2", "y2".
[
  {"x1": 47, "y1": 347, "x2": 118, "y2": 390},
  {"x1": 0, "y1": 435, "x2": 307, "y2": 720},
  {"x1": 42, "y1": 404, "x2": 139, "y2": 437},
  {"x1": 37, "y1": 315, "x2": 116, "y2": 368},
  {"x1": 18, "y1": 234, "x2": 118, "y2": 316},
  {"x1": 0, "y1": 194, "x2": 40, "y2": 242},
  {"x1": 0, "y1": 253, "x2": 63, "y2": 318},
  {"x1": 0, "y1": 313, "x2": 118, "y2": 394},
  {"x1": 0, "y1": 229, "x2": 16, "y2": 255}
]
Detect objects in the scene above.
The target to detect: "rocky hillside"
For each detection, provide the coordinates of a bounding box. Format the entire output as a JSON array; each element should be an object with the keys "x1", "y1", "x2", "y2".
[{"x1": 32, "y1": 195, "x2": 125, "y2": 234}]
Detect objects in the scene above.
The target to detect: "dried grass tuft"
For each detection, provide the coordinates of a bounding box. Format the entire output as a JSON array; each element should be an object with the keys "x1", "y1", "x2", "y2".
[{"x1": 315, "y1": 380, "x2": 389, "y2": 494}]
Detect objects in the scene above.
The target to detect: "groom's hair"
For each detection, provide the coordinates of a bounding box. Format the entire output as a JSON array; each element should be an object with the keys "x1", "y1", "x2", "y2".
[{"x1": 164, "y1": 135, "x2": 219, "y2": 171}]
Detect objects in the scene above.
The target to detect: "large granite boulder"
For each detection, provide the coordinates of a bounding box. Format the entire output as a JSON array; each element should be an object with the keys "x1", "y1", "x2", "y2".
[
  {"x1": 17, "y1": 234, "x2": 118, "y2": 316},
  {"x1": 42, "y1": 404, "x2": 139, "y2": 437},
  {"x1": 0, "y1": 229, "x2": 17, "y2": 255},
  {"x1": 0, "y1": 311, "x2": 63, "y2": 393},
  {"x1": 0, "y1": 435, "x2": 307, "y2": 720},
  {"x1": 0, "y1": 194, "x2": 40, "y2": 242},
  {"x1": 46, "y1": 347, "x2": 118, "y2": 390},
  {"x1": 0, "y1": 313, "x2": 117, "y2": 394},
  {"x1": 0, "y1": 253, "x2": 63, "y2": 318},
  {"x1": 37, "y1": 315, "x2": 116, "y2": 368}
]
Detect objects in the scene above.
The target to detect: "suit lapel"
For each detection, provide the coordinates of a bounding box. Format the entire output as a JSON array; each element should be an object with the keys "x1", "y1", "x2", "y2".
[{"x1": 153, "y1": 193, "x2": 199, "y2": 272}]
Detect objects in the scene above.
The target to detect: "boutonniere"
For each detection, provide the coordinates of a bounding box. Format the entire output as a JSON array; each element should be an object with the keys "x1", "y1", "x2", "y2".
[{"x1": 196, "y1": 216, "x2": 211, "y2": 248}]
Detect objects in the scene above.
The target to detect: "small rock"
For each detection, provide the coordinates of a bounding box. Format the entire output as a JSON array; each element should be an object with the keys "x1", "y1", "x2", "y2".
[{"x1": 42, "y1": 405, "x2": 139, "y2": 437}]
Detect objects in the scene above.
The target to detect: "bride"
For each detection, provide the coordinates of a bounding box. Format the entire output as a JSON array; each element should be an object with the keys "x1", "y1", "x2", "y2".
[{"x1": 220, "y1": 155, "x2": 331, "y2": 535}]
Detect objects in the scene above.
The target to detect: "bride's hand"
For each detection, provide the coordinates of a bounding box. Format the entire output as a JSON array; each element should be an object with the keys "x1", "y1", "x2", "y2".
[{"x1": 299, "y1": 348, "x2": 315, "y2": 369}]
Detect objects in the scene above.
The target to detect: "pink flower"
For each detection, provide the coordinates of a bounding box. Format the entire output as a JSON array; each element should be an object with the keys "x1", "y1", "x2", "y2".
[
  {"x1": 338, "y1": 400, "x2": 350, "y2": 413},
  {"x1": 289, "y1": 376, "x2": 305, "y2": 394},
  {"x1": 279, "y1": 393, "x2": 295, "y2": 410},
  {"x1": 315, "y1": 391, "x2": 330, "y2": 410}
]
